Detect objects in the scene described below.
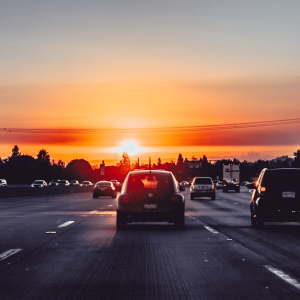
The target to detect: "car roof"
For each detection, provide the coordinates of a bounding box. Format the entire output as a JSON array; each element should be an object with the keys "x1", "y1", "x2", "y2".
[{"x1": 129, "y1": 170, "x2": 172, "y2": 176}]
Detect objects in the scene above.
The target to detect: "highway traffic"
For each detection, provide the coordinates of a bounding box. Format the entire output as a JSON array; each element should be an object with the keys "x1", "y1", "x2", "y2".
[{"x1": 1, "y1": 187, "x2": 300, "y2": 299}]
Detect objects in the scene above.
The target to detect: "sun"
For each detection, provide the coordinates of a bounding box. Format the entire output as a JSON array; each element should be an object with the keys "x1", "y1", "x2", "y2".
[{"x1": 122, "y1": 141, "x2": 139, "y2": 155}]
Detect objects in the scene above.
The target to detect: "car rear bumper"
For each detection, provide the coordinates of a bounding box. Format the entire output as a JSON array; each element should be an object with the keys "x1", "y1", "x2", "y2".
[
  {"x1": 191, "y1": 190, "x2": 214, "y2": 197},
  {"x1": 117, "y1": 205, "x2": 184, "y2": 223}
]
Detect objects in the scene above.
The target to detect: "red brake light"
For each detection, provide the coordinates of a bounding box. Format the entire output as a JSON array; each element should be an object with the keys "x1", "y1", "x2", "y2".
[{"x1": 121, "y1": 196, "x2": 130, "y2": 203}]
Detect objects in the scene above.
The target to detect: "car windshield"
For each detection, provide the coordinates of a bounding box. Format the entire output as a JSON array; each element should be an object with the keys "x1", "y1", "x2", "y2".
[
  {"x1": 262, "y1": 169, "x2": 300, "y2": 188},
  {"x1": 82, "y1": 181, "x2": 90, "y2": 184},
  {"x1": 127, "y1": 173, "x2": 173, "y2": 191},
  {"x1": 194, "y1": 178, "x2": 212, "y2": 184}
]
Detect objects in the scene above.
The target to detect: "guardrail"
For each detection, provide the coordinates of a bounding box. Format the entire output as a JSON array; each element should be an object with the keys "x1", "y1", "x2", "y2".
[{"x1": 0, "y1": 186, "x2": 94, "y2": 198}]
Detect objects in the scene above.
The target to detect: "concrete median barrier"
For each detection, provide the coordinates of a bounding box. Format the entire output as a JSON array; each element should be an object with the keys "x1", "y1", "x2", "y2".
[{"x1": 0, "y1": 185, "x2": 94, "y2": 198}]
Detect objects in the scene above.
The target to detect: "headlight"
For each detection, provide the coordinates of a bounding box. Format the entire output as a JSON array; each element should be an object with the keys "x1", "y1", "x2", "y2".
[{"x1": 31, "y1": 185, "x2": 34, "y2": 187}]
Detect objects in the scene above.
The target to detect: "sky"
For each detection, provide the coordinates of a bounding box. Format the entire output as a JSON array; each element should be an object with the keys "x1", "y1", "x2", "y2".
[{"x1": 1, "y1": 0, "x2": 300, "y2": 165}]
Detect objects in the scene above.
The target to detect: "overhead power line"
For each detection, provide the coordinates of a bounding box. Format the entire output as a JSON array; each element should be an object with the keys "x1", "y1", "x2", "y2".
[{"x1": 1, "y1": 117, "x2": 300, "y2": 134}]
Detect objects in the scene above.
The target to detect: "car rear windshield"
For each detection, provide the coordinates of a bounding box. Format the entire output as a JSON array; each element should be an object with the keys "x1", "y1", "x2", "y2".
[
  {"x1": 262, "y1": 169, "x2": 300, "y2": 188},
  {"x1": 82, "y1": 181, "x2": 90, "y2": 184},
  {"x1": 127, "y1": 173, "x2": 173, "y2": 191},
  {"x1": 194, "y1": 178, "x2": 212, "y2": 184},
  {"x1": 97, "y1": 182, "x2": 111, "y2": 186},
  {"x1": 34, "y1": 181, "x2": 44, "y2": 184}
]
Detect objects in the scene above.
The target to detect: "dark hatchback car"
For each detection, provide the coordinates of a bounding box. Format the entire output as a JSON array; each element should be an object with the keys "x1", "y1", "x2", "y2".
[
  {"x1": 223, "y1": 180, "x2": 240, "y2": 193},
  {"x1": 116, "y1": 170, "x2": 185, "y2": 229},
  {"x1": 248, "y1": 168, "x2": 300, "y2": 227},
  {"x1": 93, "y1": 181, "x2": 117, "y2": 198}
]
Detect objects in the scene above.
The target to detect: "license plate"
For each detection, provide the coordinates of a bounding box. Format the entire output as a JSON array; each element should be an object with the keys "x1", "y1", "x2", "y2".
[
  {"x1": 144, "y1": 204, "x2": 157, "y2": 209},
  {"x1": 101, "y1": 188, "x2": 106, "y2": 191},
  {"x1": 200, "y1": 186, "x2": 207, "y2": 190},
  {"x1": 282, "y1": 191, "x2": 295, "y2": 198}
]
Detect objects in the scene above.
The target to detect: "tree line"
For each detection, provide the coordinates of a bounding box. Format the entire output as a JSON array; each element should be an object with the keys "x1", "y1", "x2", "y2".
[{"x1": 0, "y1": 145, "x2": 299, "y2": 184}]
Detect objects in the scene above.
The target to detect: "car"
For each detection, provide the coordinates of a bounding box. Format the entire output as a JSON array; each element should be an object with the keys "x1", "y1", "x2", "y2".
[
  {"x1": 31, "y1": 180, "x2": 47, "y2": 187},
  {"x1": 57, "y1": 180, "x2": 70, "y2": 186},
  {"x1": 249, "y1": 168, "x2": 300, "y2": 228},
  {"x1": 116, "y1": 170, "x2": 185, "y2": 229},
  {"x1": 180, "y1": 181, "x2": 189, "y2": 187},
  {"x1": 0, "y1": 179, "x2": 7, "y2": 187},
  {"x1": 81, "y1": 181, "x2": 93, "y2": 186},
  {"x1": 216, "y1": 181, "x2": 224, "y2": 190},
  {"x1": 48, "y1": 180, "x2": 58, "y2": 186},
  {"x1": 242, "y1": 181, "x2": 249, "y2": 185},
  {"x1": 69, "y1": 180, "x2": 79, "y2": 186},
  {"x1": 110, "y1": 180, "x2": 122, "y2": 191},
  {"x1": 190, "y1": 177, "x2": 215, "y2": 200},
  {"x1": 93, "y1": 181, "x2": 117, "y2": 198},
  {"x1": 223, "y1": 180, "x2": 240, "y2": 192}
]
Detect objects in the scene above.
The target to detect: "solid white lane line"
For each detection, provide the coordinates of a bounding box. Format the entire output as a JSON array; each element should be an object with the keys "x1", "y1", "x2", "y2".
[
  {"x1": 57, "y1": 221, "x2": 74, "y2": 228},
  {"x1": 0, "y1": 249, "x2": 22, "y2": 261},
  {"x1": 264, "y1": 265, "x2": 300, "y2": 290},
  {"x1": 204, "y1": 226, "x2": 219, "y2": 234}
]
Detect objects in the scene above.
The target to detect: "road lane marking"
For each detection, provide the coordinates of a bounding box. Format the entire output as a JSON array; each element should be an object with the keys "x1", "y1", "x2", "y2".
[
  {"x1": 57, "y1": 221, "x2": 74, "y2": 228},
  {"x1": 264, "y1": 265, "x2": 300, "y2": 290},
  {"x1": 204, "y1": 226, "x2": 219, "y2": 234},
  {"x1": 90, "y1": 210, "x2": 98, "y2": 214},
  {"x1": 0, "y1": 249, "x2": 22, "y2": 261}
]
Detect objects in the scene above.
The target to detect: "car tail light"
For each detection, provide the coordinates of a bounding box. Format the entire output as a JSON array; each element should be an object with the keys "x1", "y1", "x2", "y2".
[
  {"x1": 171, "y1": 196, "x2": 180, "y2": 203},
  {"x1": 212, "y1": 185, "x2": 215, "y2": 190},
  {"x1": 191, "y1": 185, "x2": 195, "y2": 190},
  {"x1": 260, "y1": 187, "x2": 266, "y2": 192},
  {"x1": 224, "y1": 184, "x2": 227, "y2": 187},
  {"x1": 121, "y1": 196, "x2": 130, "y2": 203}
]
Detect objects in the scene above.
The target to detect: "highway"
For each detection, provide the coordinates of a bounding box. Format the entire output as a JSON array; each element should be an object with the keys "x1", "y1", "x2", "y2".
[{"x1": 1, "y1": 187, "x2": 300, "y2": 299}]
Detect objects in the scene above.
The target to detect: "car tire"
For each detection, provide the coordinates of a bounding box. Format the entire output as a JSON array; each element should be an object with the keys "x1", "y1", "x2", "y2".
[
  {"x1": 256, "y1": 213, "x2": 264, "y2": 228},
  {"x1": 236, "y1": 188, "x2": 240, "y2": 193},
  {"x1": 190, "y1": 193, "x2": 194, "y2": 200},
  {"x1": 116, "y1": 212, "x2": 127, "y2": 230},
  {"x1": 251, "y1": 209, "x2": 257, "y2": 227},
  {"x1": 93, "y1": 194, "x2": 98, "y2": 198},
  {"x1": 211, "y1": 193, "x2": 216, "y2": 200},
  {"x1": 174, "y1": 210, "x2": 185, "y2": 229},
  {"x1": 111, "y1": 192, "x2": 116, "y2": 198}
]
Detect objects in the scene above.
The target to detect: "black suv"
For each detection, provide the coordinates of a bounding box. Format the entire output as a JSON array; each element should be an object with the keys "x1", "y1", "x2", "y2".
[{"x1": 248, "y1": 168, "x2": 300, "y2": 227}]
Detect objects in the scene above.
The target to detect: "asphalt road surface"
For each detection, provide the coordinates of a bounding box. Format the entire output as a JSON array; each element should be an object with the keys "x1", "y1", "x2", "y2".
[{"x1": 1, "y1": 187, "x2": 300, "y2": 299}]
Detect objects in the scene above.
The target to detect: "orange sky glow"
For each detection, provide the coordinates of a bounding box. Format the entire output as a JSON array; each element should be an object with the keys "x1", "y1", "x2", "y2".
[{"x1": 1, "y1": 1, "x2": 300, "y2": 165}]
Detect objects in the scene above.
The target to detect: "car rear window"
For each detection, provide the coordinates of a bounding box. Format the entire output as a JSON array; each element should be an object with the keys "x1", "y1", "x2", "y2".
[
  {"x1": 127, "y1": 173, "x2": 173, "y2": 191},
  {"x1": 194, "y1": 178, "x2": 212, "y2": 184},
  {"x1": 262, "y1": 169, "x2": 300, "y2": 187},
  {"x1": 34, "y1": 181, "x2": 44, "y2": 184},
  {"x1": 97, "y1": 182, "x2": 111, "y2": 186}
]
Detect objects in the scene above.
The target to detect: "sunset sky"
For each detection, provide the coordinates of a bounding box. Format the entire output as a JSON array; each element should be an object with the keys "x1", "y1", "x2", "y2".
[{"x1": 1, "y1": 1, "x2": 300, "y2": 165}]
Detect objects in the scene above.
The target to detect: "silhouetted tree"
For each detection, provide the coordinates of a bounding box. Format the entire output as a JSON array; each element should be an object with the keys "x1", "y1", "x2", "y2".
[
  {"x1": 293, "y1": 150, "x2": 300, "y2": 168},
  {"x1": 157, "y1": 157, "x2": 162, "y2": 168},
  {"x1": 177, "y1": 153, "x2": 184, "y2": 165},
  {"x1": 11, "y1": 145, "x2": 21, "y2": 158},
  {"x1": 120, "y1": 152, "x2": 131, "y2": 168},
  {"x1": 66, "y1": 159, "x2": 93, "y2": 181},
  {"x1": 37, "y1": 149, "x2": 50, "y2": 163}
]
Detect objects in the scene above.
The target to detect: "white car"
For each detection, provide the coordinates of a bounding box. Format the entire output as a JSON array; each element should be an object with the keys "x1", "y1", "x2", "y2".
[
  {"x1": 0, "y1": 179, "x2": 7, "y2": 187},
  {"x1": 81, "y1": 181, "x2": 93, "y2": 186},
  {"x1": 31, "y1": 180, "x2": 47, "y2": 187},
  {"x1": 190, "y1": 177, "x2": 215, "y2": 200}
]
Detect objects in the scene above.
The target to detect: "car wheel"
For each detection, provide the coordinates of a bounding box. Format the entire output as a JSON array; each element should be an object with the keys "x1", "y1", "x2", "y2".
[
  {"x1": 236, "y1": 188, "x2": 240, "y2": 193},
  {"x1": 251, "y1": 209, "x2": 257, "y2": 227},
  {"x1": 174, "y1": 210, "x2": 185, "y2": 229},
  {"x1": 93, "y1": 194, "x2": 98, "y2": 198},
  {"x1": 256, "y1": 213, "x2": 264, "y2": 228},
  {"x1": 211, "y1": 193, "x2": 216, "y2": 200},
  {"x1": 116, "y1": 212, "x2": 127, "y2": 230},
  {"x1": 190, "y1": 193, "x2": 194, "y2": 200}
]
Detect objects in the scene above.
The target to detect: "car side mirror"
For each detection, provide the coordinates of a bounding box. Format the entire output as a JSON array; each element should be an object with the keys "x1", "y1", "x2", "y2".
[
  {"x1": 246, "y1": 183, "x2": 255, "y2": 189},
  {"x1": 179, "y1": 186, "x2": 185, "y2": 191}
]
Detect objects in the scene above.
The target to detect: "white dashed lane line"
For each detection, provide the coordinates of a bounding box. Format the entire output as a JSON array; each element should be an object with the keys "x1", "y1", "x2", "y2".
[
  {"x1": 57, "y1": 221, "x2": 75, "y2": 228},
  {"x1": 204, "y1": 226, "x2": 219, "y2": 234},
  {"x1": 0, "y1": 249, "x2": 22, "y2": 261},
  {"x1": 264, "y1": 265, "x2": 300, "y2": 290}
]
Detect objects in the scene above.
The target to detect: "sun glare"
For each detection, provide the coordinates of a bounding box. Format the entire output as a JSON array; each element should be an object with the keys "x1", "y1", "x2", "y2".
[{"x1": 112, "y1": 141, "x2": 146, "y2": 155}]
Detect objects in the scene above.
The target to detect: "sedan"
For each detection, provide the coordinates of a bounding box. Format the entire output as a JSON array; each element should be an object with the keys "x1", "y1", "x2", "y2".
[
  {"x1": 31, "y1": 180, "x2": 47, "y2": 187},
  {"x1": 93, "y1": 181, "x2": 117, "y2": 198},
  {"x1": 69, "y1": 180, "x2": 79, "y2": 186},
  {"x1": 81, "y1": 181, "x2": 93, "y2": 186},
  {"x1": 57, "y1": 180, "x2": 70, "y2": 186},
  {"x1": 116, "y1": 170, "x2": 185, "y2": 229}
]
